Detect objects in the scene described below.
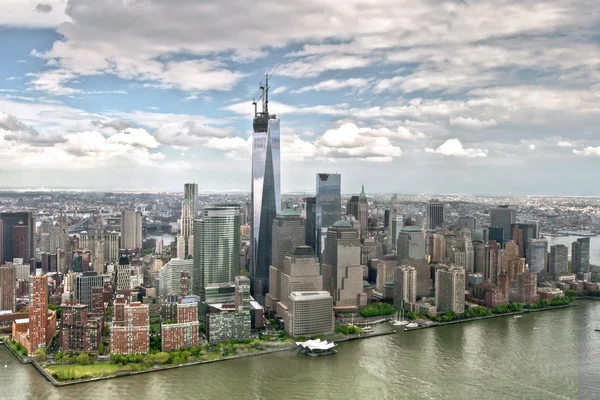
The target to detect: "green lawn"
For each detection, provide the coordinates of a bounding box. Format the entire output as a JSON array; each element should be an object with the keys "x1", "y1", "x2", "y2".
[{"x1": 46, "y1": 363, "x2": 126, "y2": 381}]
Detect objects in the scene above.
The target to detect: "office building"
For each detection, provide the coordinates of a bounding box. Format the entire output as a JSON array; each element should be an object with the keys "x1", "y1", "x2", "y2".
[
  {"x1": 193, "y1": 206, "x2": 240, "y2": 303},
  {"x1": 304, "y1": 197, "x2": 317, "y2": 252},
  {"x1": 397, "y1": 226, "x2": 427, "y2": 262},
  {"x1": 490, "y1": 205, "x2": 516, "y2": 241},
  {"x1": 435, "y1": 267, "x2": 465, "y2": 315},
  {"x1": 39, "y1": 220, "x2": 53, "y2": 254},
  {"x1": 276, "y1": 246, "x2": 323, "y2": 316},
  {"x1": 316, "y1": 173, "x2": 341, "y2": 256},
  {"x1": 394, "y1": 266, "x2": 417, "y2": 307},
  {"x1": 266, "y1": 211, "x2": 306, "y2": 310},
  {"x1": 251, "y1": 96, "x2": 281, "y2": 305},
  {"x1": 347, "y1": 186, "x2": 369, "y2": 237},
  {"x1": 376, "y1": 255, "x2": 397, "y2": 291},
  {"x1": 572, "y1": 238, "x2": 590, "y2": 274},
  {"x1": 527, "y1": 238, "x2": 548, "y2": 275},
  {"x1": 120, "y1": 209, "x2": 142, "y2": 250},
  {"x1": 76, "y1": 272, "x2": 105, "y2": 311},
  {"x1": 285, "y1": 291, "x2": 334, "y2": 337},
  {"x1": 162, "y1": 300, "x2": 199, "y2": 351},
  {"x1": 184, "y1": 183, "x2": 199, "y2": 218},
  {"x1": 322, "y1": 221, "x2": 366, "y2": 309},
  {"x1": 13, "y1": 223, "x2": 28, "y2": 261},
  {"x1": 158, "y1": 258, "x2": 194, "y2": 299},
  {"x1": 111, "y1": 301, "x2": 149, "y2": 354},
  {"x1": 458, "y1": 216, "x2": 477, "y2": 232},
  {"x1": 549, "y1": 245, "x2": 569, "y2": 277},
  {"x1": 511, "y1": 223, "x2": 537, "y2": 258},
  {"x1": 235, "y1": 275, "x2": 251, "y2": 313},
  {"x1": 515, "y1": 271, "x2": 538, "y2": 304},
  {"x1": 427, "y1": 200, "x2": 444, "y2": 230},
  {"x1": 180, "y1": 197, "x2": 192, "y2": 257},
  {"x1": 0, "y1": 263, "x2": 15, "y2": 311},
  {"x1": 1, "y1": 212, "x2": 35, "y2": 262},
  {"x1": 431, "y1": 233, "x2": 446, "y2": 263},
  {"x1": 487, "y1": 241, "x2": 500, "y2": 285},
  {"x1": 390, "y1": 215, "x2": 403, "y2": 251},
  {"x1": 488, "y1": 227, "x2": 504, "y2": 249},
  {"x1": 116, "y1": 255, "x2": 131, "y2": 290}
]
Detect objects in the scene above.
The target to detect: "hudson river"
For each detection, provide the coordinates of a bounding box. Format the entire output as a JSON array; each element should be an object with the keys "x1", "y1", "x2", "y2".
[{"x1": 2, "y1": 301, "x2": 599, "y2": 400}]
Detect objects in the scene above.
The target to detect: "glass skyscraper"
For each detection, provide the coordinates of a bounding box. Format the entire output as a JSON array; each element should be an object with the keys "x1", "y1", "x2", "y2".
[
  {"x1": 250, "y1": 101, "x2": 280, "y2": 304},
  {"x1": 193, "y1": 205, "x2": 241, "y2": 303},
  {"x1": 316, "y1": 173, "x2": 341, "y2": 257}
]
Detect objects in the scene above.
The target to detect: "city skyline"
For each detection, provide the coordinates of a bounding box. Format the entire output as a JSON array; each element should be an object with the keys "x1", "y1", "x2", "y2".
[{"x1": 0, "y1": 2, "x2": 599, "y2": 195}]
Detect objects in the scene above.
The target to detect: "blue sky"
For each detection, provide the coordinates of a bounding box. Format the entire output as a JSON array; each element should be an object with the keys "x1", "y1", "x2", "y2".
[{"x1": 0, "y1": 0, "x2": 599, "y2": 195}]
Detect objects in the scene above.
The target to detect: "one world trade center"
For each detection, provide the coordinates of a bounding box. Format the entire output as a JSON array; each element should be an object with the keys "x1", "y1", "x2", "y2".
[{"x1": 250, "y1": 75, "x2": 280, "y2": 304}]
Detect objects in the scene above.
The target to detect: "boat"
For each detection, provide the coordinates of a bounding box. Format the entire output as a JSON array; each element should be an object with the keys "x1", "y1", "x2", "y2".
[
  {"x1": 532, "y1": 327, "x2": 538, "y2": 330},
  {"x1": 513, "y1": 315, "x2": 522, "y2": 319},
  {"x1": 406, "y1": 322, "x2": 419, "y2": 329},
  {"x1": 296, "y1": 339, "x2": 338, "y2": 356},
  {"x1": 362, "y1": 326, "x2": 374, "y2": 333},
  {"x1": 392, "y1": 308, "x2": 410, "y2": 326}
]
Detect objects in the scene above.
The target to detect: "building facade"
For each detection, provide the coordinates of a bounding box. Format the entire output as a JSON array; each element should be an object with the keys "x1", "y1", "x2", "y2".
[
  {"x1": 427, "y1": 200, "x2": 444, "y2": 230},
  {"x1": 316, "y1": 173, "x2": 341, "y2": 257},
  {"x1": 111, "y1": 301, "x2": 149, "y2": 354},
  {"x1": 286, "y1": 291, "x2": 334, "y2": 337},
  {"x1": 120, "y1": 209, "x2": 142, "y2": 250},
  {"x1": 435, "y1": 267, "x2": 465, "y2": 315}
]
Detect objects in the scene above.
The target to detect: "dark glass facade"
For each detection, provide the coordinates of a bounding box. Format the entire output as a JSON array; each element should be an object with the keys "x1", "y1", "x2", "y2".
[
  {"x1": 304, "y1": 197, "x2": 317, "y2": 252},
  {"x1": 0, "y1": 212, "x2": 34, "y2": 262},
  {"x1": 316, "y1": 173, "x2": 341, "y2": 256}
]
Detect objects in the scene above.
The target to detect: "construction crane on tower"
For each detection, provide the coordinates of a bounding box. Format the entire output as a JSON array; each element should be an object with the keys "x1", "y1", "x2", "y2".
[{"x1": 252, "y1": 63, "x2": 280, "y2": 118}]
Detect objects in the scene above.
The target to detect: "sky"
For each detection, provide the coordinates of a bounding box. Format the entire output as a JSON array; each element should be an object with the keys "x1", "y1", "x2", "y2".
[{"x1": 0, "y1": 0, "x2": 599, "y2": 196}]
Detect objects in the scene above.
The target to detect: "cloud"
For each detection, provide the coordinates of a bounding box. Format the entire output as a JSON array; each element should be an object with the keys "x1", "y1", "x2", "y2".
[
  {"x1": 0, "y1": 111, "x2": 67, "y2": 146},
  {"x1": 529, "y1": 144, "x2": 536, "y2": 150},
  {"x1": 278, "y1": 55, "x2": 372, "y2": 78},
  {"x1": 273, "y1": 86, "x2": 287, "y2": 94},
  {"x1": 425, "y1": 139, "x2": 488, "y2": 158},
  {"x1": 35, "y1": 4, "x2": 53, "y2": 13},
  {"x1": 293, "y1": 78, "x2": 370, "y2": 93},
  {"x1": 449, "y1": 117, "x2": 497, "y2": 128},
  {"x1": 317, "y1": 123, "x2": 402, "y2": 161},
  {"x1": 557, "y1": 141, "x2": 573, "y2": 147},
  {"x1": 573, "y1": 146, "x2": 600, "y2": 157},
  {"x1": 154, "y1": 121, "x2": 231, "y2": 147}
]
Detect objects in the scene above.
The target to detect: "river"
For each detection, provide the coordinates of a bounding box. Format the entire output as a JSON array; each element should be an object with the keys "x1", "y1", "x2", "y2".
[
  {"x1": 2, "y1": 301, "x2": 599, "y2": 400},
  {"x1": 544, "y1": 235, "x2": 600, "y2": 266}
]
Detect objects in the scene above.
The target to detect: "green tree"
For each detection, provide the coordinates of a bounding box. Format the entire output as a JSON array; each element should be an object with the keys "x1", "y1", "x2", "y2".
[
  {"x1": 33, "y1": 348, "x2": 46, "y2": 361},
  {"x1": 76, "y1": 353, "x2": 91, "y2": 365},
  {"x1": 98, "y1": 343, "x2": 104, "y2": 355},
  {"x1": 155, "y1": 352, "x2": 170, "y2": 364}
]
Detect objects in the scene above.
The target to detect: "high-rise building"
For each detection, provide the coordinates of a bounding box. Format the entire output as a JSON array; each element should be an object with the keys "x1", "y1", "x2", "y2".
[
  {"x1": 120, "y1": 209, "x2": 142, "y2": 250},
  {"x1": 104, "y1": 231, "x2": 119, "y2": 264},
  {"x1": 490, "y1": 205, "x2": 516, "y2": 241},
  {"x1": 396, "y1": 226, "x2": 427, "y2": 262},
  {"x1": 158, "y1": 258, "x2": 194, "y2": 299},
  {"x1": 1, "y1": 212, "x2": 35, "y2": 262},
  {"x1": 111, "y1": 301, "x2": 149, "y2": 354},
  {"x1": 376, "y1": 255, "x2": 397, "y2": 291},
  {"x1": 390, "y1": 215, "x2": 403, "y2": 251},
  {"x1": 427, "y1": 200, "x2": 444, "y2": 230},
  {"x1": 13, "y1": 223, "x2": 28, "y2": 261},
  {"x1": 488, "y1": 227, "x2": 504, "y2": 249},
  {"x1": 76, "y1": 272, "x2": 105, "y2": 311},
  {"x1": 435, "y1": 267, "x2": 465, "y2": 315},
  {"x1": 184, "y1": 183, "x2": 199, "y2": 218},
  {"x1": 432, "y1": 233, "x2": 446, "y2": 263},
  {"x1": 347, "y1": 185, "x2": 368, "y2": 237},
  {"x1": 162, "y1": 299, "x2": 199, "y2": 351},
  {"x1": 316, "y1": 173, "x2": 341, "y2": 256},
  {"x1": 286, "y1": 291, "x2": 334, "y2": 337},
  {"x1": 29, "y1": 274, "x2": 48, "y2": 352},
  {"x1": 487, "y1": 241, "x2": 501, "y2": 285},
  {"x1": 511, "y1": 223, "x2": 537, "y2": 258},
  {"x1": 572, "y1": 238, "x2": 590, "y2": 274},
  {"x1": 322, "y1": 221, "x2": 366, "y2": 308},
  {"x1": 235, "y1": 276, "x2": 251, "y2": 314},
  {"x1": 458, "y1": 216, "x2": 477, "y2": 232},
  {"x1": 266, "y1": 210, "x2": 305, "y2": 311},
  {"x1": 527, "y1": 238, "x2": 548, "y2": 275},
  {"x1": 251, "y1": 90, "x2": 281, "y2": 305},
  {"x1": 0, "y1": 263, "x2": 16, "y2": 311},
  {"x1": 474, "y1": 243, "x2": 490, "y2": 275},
  {"x1": 549, "y1": 245, "x2": 569, "y2": 277},
  {"x1": 304, "y1": 197, "x2": 317, "y2": 252},
  {"x1": 515, "y1": 271, "x2": 538, "y2": 304},
  {"x1": 60, "y1": 301, "x2": 102, "y2": 353},
  {"x1": 502, "y1": 241, "x2": 520, "y2": 275},
  {"x1": 180, "y1": 198, "x2": 192, "y2": 257},
  {"x1": 194, "y1": 206, "x2": 240, "y2": 303},
  {"x1": 40, "y1": 220, "x2": 53, "y2": 254},
  {"x1": 393, "y1": 266, "x2": 417, "y2": 307},
  {"x1": 176, "y1": 235, "x2": 186, "y2": 259}
]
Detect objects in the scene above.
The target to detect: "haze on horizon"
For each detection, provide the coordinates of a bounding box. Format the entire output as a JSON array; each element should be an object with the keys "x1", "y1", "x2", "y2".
[{"x1": 0, "y1": 1, "x2": 599, "y2": 196}]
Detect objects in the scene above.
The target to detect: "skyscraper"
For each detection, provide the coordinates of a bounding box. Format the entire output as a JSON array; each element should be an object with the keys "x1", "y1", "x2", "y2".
[
  {"x1": 120, "y1": 209, "x2": 142, "y2": 250},
  {"x1": 194, "y1": 205, "x2": 241, "y2": 303},
  {"x1": 458, "y1": 216, "x2": 477, "y2": 232},
  {"x1": 158, "y1": 258, "x2": 194, "y2": 299},
  {"x1": 76, "y1": 272, "x2": 105, "y2": 311},
  {"x1": 0, "y1": 263, "x2": 15, "y2": 311},
  {"x1": 251, "y1": 84, "x2": 281, "y2": 304},
  {"x1": 180, "y1": 198, "x2": 192, "y2": 257},
  {"x1": 527, "y1": 238, "x2": 548, "y2": 275},
  {"x1": 13, "y1": 223, "x2": 28, "y2": 261},
  {"x1": 435, "y1": 267, "x2": 465, "y2": 315},
  {"x1": 184, "y1": 183, "x2": 199, "y2": 218},
  {"x1": 29, "y1": 274, "x2": 48, "y2": 352},
  {"x1": 304, "y1": 197, "x2": 317, "y2": 252},
  {"x1": 572, "y1": 238, "x2": 590, "y2": 274},
  {"x1": 1, "y1": 212, "x2": 35, "y2": 262},
  {"x1": 427, "y1": 199, "x2": 444, "y2": 230},
  {"x1": 549, "y1": 244, "x2": 569, "y2": 277},
  {"x1": 488, "y1": 227, "x2": 504, "y2": 249},
  {"x1": 316, "y1": 173, "x2": 341, "y2": 256},
  {"x1": 396, "y1": 226, "x2": 427, "y2": 262},
  {"x1": 393, "y1": 266, "x2": 417, "y2": 307},
  {"x1": 390, "y1": 215, "x2": 403, "y2": 251},
  {"x1": 490, "y1": 205, "x2": 516, "y2": 241}
]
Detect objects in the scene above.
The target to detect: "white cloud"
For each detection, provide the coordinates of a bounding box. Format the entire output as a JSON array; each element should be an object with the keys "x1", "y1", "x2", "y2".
[
  {"x1": 425, "y1": 139, "x2": 488, "y2": 158},
  {"x1": 270, "y1": 55, "x2": 372, "y2": 78},
  {"x1": 558, "y1": 141, "x2": 573, "y2": 147},
  {"x1": 529, "y1": 144, "x2": 536, "y2": 150},
  {"x1": 573, "y1": 146, "x2": 600, "y2": 157},
  {"x1": 0, "y1": 0, "x2": 70, "y2": 27},
  {"x1": 273, "y1": 86, "x2": 287, "y2": 94},
  {"x1": 317, "y1": 123, "x2": 402, "y2": 161},
  {"x1": 449, "y1": 117, "x2": 497, "y2": 128},
  {"x1": 294, "y1": 78, "x2": 370, "y2": 93},
  {"x1": 154, "y1": 121, "x2": 231, "y2": 148}
]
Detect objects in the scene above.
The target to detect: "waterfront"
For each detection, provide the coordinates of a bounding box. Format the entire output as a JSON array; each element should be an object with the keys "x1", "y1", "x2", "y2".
[
  {"x1": 544, "y1": 235, "x2": 600, "y2": 265},
  {"x1": 2, "y1": 301, "x2": 599, "y2": 400}
]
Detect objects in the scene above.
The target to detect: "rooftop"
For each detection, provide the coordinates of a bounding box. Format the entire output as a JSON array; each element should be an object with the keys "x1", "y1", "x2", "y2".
[
  {"x1": 332, "y1": 220, "x2": 353, "y2": 228},
  {"x1": 402, "y1": 225, "x2": 422, "y2": 232},
  {"x1": 278, "y1": 208, "x2": 300, "y2": 217}
]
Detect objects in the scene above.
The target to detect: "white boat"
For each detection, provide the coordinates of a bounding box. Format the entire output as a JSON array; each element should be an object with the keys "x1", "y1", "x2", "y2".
[
  {"x1": 392, "y1": 304, "x2": 410, "y2": 326},
  {"x1": 362, "y1": 326, "x2": 374, "y2": 333},
  {"x1": 513, "y1": 315, "x2": 522, "y2": 319},
  {"x1": 393, "y1": 320, "x2": 410, "y2": 326},
  {"x1": 532, "y1": 327, "x2": 538, "y2": 330},
  {"x1": 406, "y1": 322, "x2": 419, "y2": 329}
]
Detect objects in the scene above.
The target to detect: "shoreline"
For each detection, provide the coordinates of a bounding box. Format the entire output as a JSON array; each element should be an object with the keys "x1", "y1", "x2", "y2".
[
  {"x1": 402, "y1": 303, "x2": 578, "y2": 331},
  {"x1": 2, "y1": 303, "x2": 579, "y2": 387}
]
